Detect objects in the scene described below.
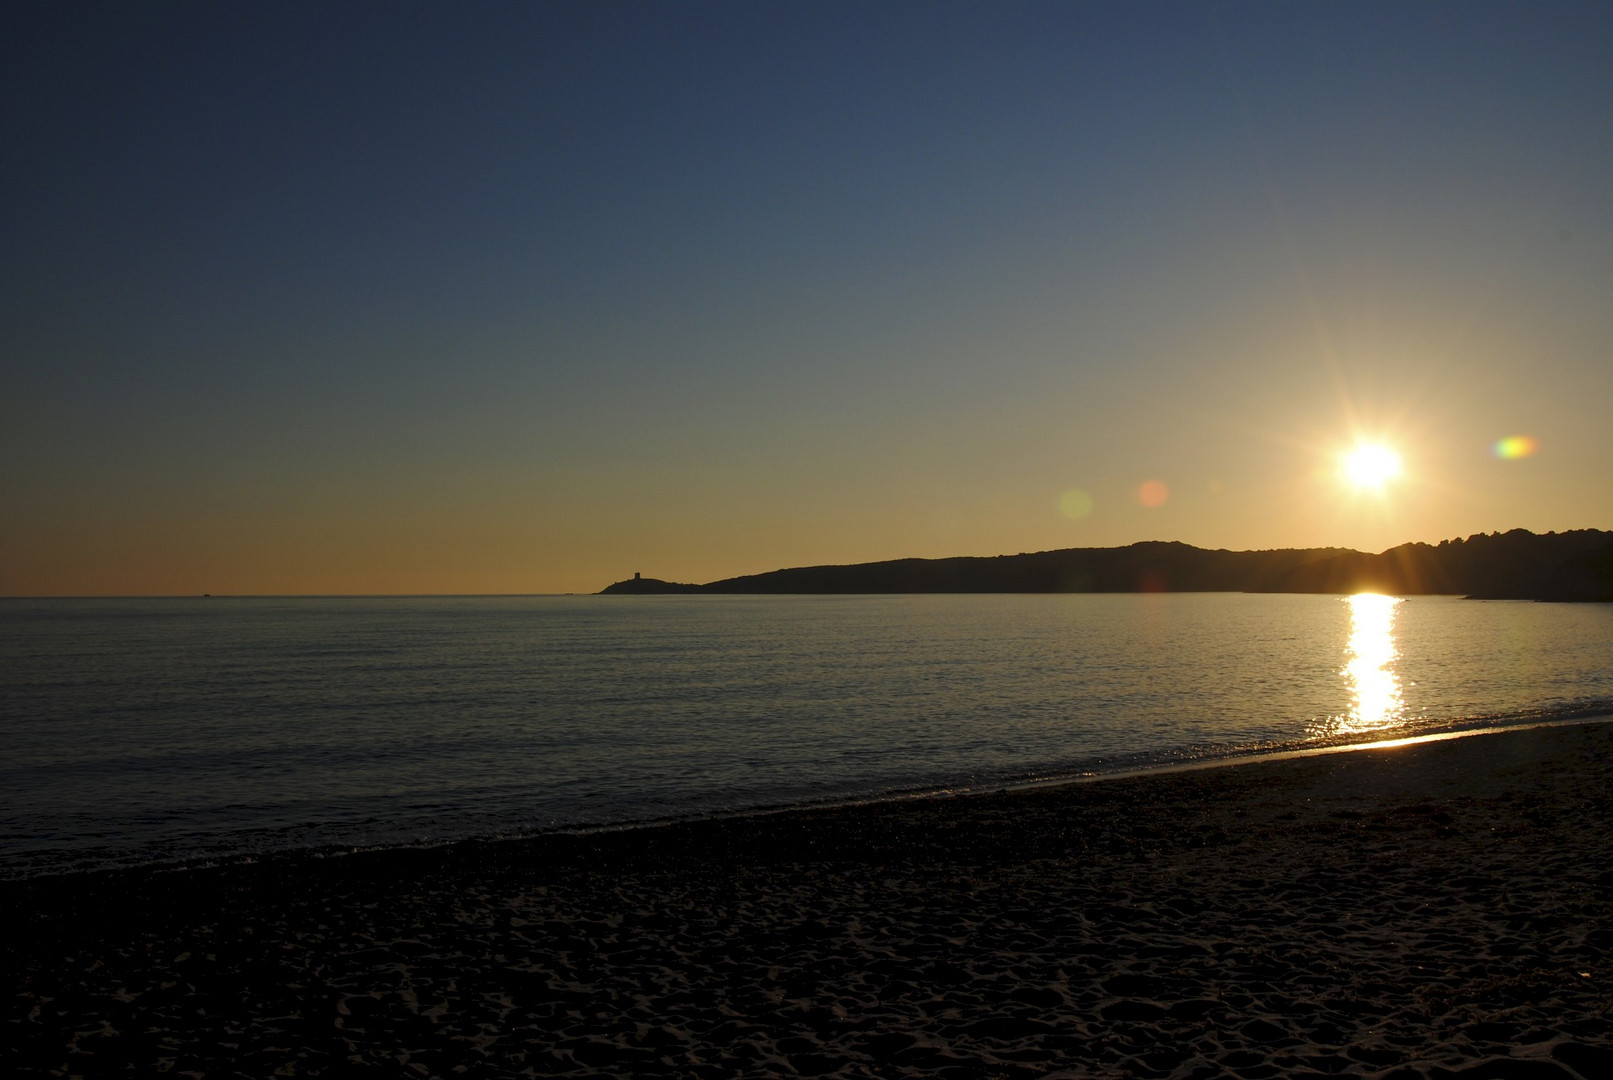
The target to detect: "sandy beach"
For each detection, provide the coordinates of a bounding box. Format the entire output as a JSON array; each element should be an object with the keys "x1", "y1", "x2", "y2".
[{"x1": 5, "y1": 721, "x2": 1612, "y2": 1078}]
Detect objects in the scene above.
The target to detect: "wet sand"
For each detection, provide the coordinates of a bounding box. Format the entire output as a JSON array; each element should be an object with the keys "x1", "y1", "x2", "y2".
[{"x1": 5, "y1": 721, "x2": 1612, "y2": 1078}]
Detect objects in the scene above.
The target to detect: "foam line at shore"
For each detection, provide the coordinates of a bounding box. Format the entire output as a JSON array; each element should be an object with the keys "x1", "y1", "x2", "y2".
[{"x1": 1000, "y1": 711, "x2": 1613, "y2": 791}]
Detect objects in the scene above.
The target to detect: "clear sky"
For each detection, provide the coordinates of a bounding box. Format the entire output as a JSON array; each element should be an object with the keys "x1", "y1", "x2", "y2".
[{"x1": 4, "y1": 1, "x2": 1611, "y2": 595}]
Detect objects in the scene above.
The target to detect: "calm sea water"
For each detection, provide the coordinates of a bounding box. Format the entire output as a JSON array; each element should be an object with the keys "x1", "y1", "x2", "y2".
[{"x1": 2, "y1": 593, "x2": 1611, "y2": 879}]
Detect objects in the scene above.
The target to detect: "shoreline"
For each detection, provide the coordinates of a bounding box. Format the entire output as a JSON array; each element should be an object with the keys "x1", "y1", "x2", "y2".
[
  {"x1": 12, "y1": 710, "x2": 1613, "y2": 886},
  {"x1": 6, "y1": 722, "x2": 1613, "y2": 1077}
]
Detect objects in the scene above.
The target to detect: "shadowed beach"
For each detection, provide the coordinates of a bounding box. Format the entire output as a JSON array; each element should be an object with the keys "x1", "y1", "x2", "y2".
[{"x1": 5, "y1": 722, "x2": 1612, "y2": 1078}]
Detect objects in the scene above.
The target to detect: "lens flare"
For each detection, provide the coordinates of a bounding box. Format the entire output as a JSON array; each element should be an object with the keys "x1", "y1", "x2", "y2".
[
  {"x1": 1137, "y1": 480, "x2": 1169, "y2": 508},
  {"x1": 1494, "y1": 435, "x2": 1537, "y2": 460},
  {"x1": 1058, "y1": 489, "x2": 1094, "y2": 520}
]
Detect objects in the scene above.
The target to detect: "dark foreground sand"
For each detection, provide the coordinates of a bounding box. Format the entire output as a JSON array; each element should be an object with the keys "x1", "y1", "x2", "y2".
[{"x1": 5, "y1": 723, "x2": 1613, "y2": 1079}]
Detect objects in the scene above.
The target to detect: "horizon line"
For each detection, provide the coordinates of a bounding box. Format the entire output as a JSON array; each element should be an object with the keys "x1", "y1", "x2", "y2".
[{"x1": 9, "y1": 525, "x2": 1609, "y2": 600}]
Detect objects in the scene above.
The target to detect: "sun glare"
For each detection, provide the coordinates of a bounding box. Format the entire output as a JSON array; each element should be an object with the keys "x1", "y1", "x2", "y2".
[
  {"x1": 1341, "y1": 442, "x2": 1403, "y2": 491},
  {"x1": 1337, "y1": 593, "x2": 1405, "y2": 735}
]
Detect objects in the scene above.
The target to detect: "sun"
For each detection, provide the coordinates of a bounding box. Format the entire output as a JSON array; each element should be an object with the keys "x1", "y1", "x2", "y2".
[{"x1": 1341, "y1": 442, "x2": 1403, "y2": 491}]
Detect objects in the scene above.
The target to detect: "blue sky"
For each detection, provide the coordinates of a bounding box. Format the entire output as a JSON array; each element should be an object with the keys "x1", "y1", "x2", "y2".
[{"x1": 4, "y1": 1, "x2": 1611, "y2": 593}]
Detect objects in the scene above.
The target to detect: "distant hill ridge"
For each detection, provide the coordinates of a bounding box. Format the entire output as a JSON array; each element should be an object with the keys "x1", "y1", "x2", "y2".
[{"x1": 601, "y1": 529, "x2": 1613, "y2": 601}]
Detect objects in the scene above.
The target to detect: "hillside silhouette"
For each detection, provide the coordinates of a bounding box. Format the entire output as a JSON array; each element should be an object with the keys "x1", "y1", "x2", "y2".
[{"x1": 601, "y1": 529, "x2": 1613, "y2": 601}]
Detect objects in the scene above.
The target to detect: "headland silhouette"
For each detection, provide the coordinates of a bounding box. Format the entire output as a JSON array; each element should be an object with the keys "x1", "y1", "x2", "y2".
[{"x1": 602, "y1": 528, "x2": 1613, "y2": 601}]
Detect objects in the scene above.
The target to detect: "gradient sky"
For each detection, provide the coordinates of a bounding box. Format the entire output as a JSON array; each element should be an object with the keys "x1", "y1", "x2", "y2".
[{"x1": 4, "y1": 1, "x2": 1611, "y2": 595}]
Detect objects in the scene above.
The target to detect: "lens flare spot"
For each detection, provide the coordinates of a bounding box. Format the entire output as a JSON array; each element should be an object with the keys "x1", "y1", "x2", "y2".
[
  {"x1": 1137, "y1": 480, "x2": 1169, "y2": 508},
  {"x1": 1058, "y1": 489, "x2": 1095, "y2": 520},
  {"x1": 1494, "y1": 435, "x2": 1538, "y2": 460}
]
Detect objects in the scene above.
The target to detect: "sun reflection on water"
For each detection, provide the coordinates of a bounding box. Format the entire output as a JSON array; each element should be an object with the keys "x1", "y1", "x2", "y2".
[{"x1": 1326, "y1": 593, "x2": 1406, "y2": 737}]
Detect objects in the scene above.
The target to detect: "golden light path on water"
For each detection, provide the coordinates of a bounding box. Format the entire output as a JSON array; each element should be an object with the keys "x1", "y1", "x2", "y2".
[{"x1": 1339, "y1": 593, "x2": 1406, "y2": 736}]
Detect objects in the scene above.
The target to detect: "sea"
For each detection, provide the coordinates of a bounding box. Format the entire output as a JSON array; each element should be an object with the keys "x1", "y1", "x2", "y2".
[{"x1": 3, "y1": 593, "x2": 1611, "y2": 880}]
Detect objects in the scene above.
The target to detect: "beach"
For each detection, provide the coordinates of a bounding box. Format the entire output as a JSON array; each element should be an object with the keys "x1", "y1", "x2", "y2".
[{"x1": 5, "y1": 722, "x2": 1611, "y2": 1079}]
